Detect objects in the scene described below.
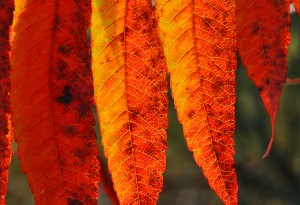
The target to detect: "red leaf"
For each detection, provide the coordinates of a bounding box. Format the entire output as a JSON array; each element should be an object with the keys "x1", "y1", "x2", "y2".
[
  {"x1": 10, "y1": 0, "x2": 100, "y2": 204},
  {"x1": 237, "y1": 0, "x2": 290, "y2": 157},
  {"x1": 0, "y1": 1, "x2": 14, "y2": 204}
]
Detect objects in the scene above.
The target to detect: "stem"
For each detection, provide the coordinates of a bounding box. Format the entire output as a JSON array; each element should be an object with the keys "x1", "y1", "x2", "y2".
[{"x1": 286, "y1": 78, "x2": 300, "y2": 85}]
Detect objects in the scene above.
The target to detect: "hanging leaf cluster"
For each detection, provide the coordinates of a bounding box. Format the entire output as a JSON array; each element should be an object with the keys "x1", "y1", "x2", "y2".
[{"x1": 0, "y1": 0, "x2": 296, "y2": 204}]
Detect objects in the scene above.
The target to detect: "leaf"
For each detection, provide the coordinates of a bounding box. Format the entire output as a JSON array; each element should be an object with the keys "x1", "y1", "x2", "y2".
[
  {"x1": 10, "y1": 0, "x2": 100, "y2": 204},
  {"x1": 292, "y1": 0, "x2": 300, "y2": 14},
  {"x1": 92, "y1": 0, "x2": 168, "y2": 204},
  {"x1": 0, "y1": 1, "x2": 14, "y2": 204},
  {"x1": 156, "y1": 0, "x2": 237, "y2": 204},
  {"x1": 236, "y1": 0, "x2": 290, "y2": 158}
]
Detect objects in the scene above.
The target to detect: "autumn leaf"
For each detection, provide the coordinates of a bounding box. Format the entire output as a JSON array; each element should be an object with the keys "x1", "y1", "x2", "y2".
[
  {"x1": 92, "y1": 0, "x2": 168, "y2": 204},
  {"x1": 236, "y1": 0, "x2": 290, "y2": 158},
  {"x1": 156, "y1": 0, "x2": 237, "y2": 204},
  {"x1": 0, "y1": 1, "x2": 14, "y2": 204},
  {"x1": 10, "y1": 0, "x2": 100, "y2": 204}
]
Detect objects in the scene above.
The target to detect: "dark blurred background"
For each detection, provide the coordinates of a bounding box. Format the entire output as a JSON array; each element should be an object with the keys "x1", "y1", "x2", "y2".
[{"x1": 6, "y1": 6, "x2": 299, "y2": 205}]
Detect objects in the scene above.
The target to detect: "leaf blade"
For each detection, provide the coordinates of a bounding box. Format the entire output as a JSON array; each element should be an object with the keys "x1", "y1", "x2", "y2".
[
  {"x1": 10, "y1": 0, "x2": 100, "y2": 204},
  {"x1": 156, "y1": 0, "x2": 238, "y2": 204},
  {"x1": 236, "y1": 0, "x2": 290, "y2": 157},
  {"x1": 92, "y1": 0, "x2": 168, "y2": 204}
]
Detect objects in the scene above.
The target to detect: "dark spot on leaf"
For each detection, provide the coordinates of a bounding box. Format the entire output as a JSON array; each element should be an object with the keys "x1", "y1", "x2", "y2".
[
  {"x1": 136, "y1": 174, "x2": 143, "y2": 181},
  {"x1": 54, "y1": 16, "x2": 60, "y2": 27},
  {"x1": 128, "y1": 122, "x2": 135, "y2": 130},
  {"x1": 125, "y1": 26, "x2": 129, "y2": 33},
  {"x1": 83, "y1": 133, "x2": 94, "y2": 140},
  {"x1": 152, "y1": 97, "x2": 159, "y2": 102},
  {"x1": 213, "y1": 80, "x2": 223, "y2": 91},
  {"x1": 56, "y1": 86, "x2": 72, "y2": 104},
  {"x1": 128, "y1": 164, "x2": 134, "y2": 171},
  {"x1": 58, "y1": 44, "x2": 71, "y2": 55},
  {"x1": 141, "y1": 11, "x2": 149, "y2": 21},
  {"x1": 124, "y1": 146, "x2": 132, "y2": 156},
  {"x1": 203, "y1": 17, "x2": 212, "y2": 27},
  {"x1": 258, "y1": 87, "x2": 263, "y2": 92},
  {"x1": 133, "y1": 49, "x2": 141, "y2": 57},
  {"x1": 8, "y1": 6, "x2": 14, "y2": 14},
  {"x1": 149, "y1": 173, "x2": 160, "y2": 189},
  {"x1": 276, "y1": 82, "x2": 281, "y2": 89},
  {"x1": 65, "y1": 125, "x2": 75, "y2": 135},
  {"x1": 67, "y1": 198, "x2": 83, "y2": 205},
  {"x1": 205, "y1": 104, "x2": 214, "y2": 117},
  {"x1": 276, "y1": 50, "x2": 285, "y2": 58},
  {"x1": 214, "y1": 46, "x2": 223, "y2": 56},
  {"x1": 268, "y1": 92, "x2": 274, "y2": 99},
  {"x1": 145, "y1": 143, "x2": 156, "y2": 156},
  {"x1": 56, "y1": 59, "x2": 68, "y2": 78},
  {"x1": 265, "y1": 79, "x2": 270, "y2": 85},
  {"x1": 252, "y1": 25, "x2": 259, "y2": 34},
  {"x1": 219, "y1": 27, "x2": 227, "y2": 36},
  {"x1": 74, "y1": 149, "x2": 84, "y2": 158},
  {"x1": 160, "y1": 137, "x2": 167, "y2": 147},
  {"x1": 149, "y1": 57, "x2": 157, "y2": 68},
  {"x1": 77, "y1": 103, "x2": 90, "y2": 119},
  {"x1": 58, "y1": 156, "x2": 66, "y2": 167},
  {"x1": 105, "y1": 55, "x2": 110, "y2": 62},
  {"x1": 188, "y1": 110, "x2": 196, "y2": 119},
  {"x1": 86, "y1": 142, "x2": 93, "y2": 148},
  {"x1": 130, "y1": 109, "x2": 140, "y2": 119}
]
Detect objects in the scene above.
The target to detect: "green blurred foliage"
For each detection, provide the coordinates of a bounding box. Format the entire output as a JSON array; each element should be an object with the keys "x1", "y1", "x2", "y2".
[{"x1": 6, "y1": 11, "x2": 299, "y2": 205}]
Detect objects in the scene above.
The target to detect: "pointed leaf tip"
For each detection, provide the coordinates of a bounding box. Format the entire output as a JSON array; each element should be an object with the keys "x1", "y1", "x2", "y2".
[
  {"x1": 262, "y1": 128, "x2": 275, "y2": 159},
  {"x1": 262, "y1": 116, "x2": 276, "y2": 158}
]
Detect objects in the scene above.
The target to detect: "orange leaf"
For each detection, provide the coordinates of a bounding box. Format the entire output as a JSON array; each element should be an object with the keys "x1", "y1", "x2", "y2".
[
  {"x1": 92, "y1": 0, "x2": 168, "y2": 204},
  {"x1": 10, "y1": 0, "x2": 100, "y2": 204},
  {"x1": 236, "y1": 0, "x2": 290, "y2": 158},
  {"x1": 156, "y1": 0, "x2": 237, "y2": 204},
  {"x1": 0, "y1": 1, "x2": 14, "y2": 204}
]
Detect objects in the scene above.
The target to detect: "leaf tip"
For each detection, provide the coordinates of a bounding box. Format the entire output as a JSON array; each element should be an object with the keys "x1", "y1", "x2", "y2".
[{"x1": 262, "y1": 125, "x2": 275, "y2": 159}]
